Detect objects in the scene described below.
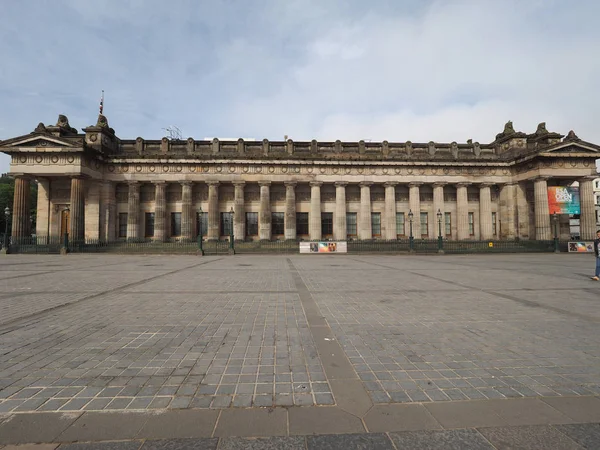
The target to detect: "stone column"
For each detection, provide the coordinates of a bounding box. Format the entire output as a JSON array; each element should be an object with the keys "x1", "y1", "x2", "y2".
[
  {"x1": 384, "y1": 183, "x2": 397, "y2": 240},
  {"x1": 310, "y1": 182, "x2": 322, "y2": 240},
  {"x1": 515, "y1": 182, "x2": 530, "y2": 239},
  {"x1": 69, "y1": 177, "x2": 85, "y2": 242},
  {"x1": 284, "y1": 182, "x2": 297, "y2": 240},
  {"x1": 11, "y1": 176, "x2": 31, "y2": 241},
  {"x1": 259, "y1": 182, "x2": 271, "y2": 240},
  {"x1": 456, "y1": 183, "x2": 469, "y2": 240},
  {"x1": 181, "y1": 181, "x2": 193, "y2": 241},
  {"x1": 207, "y1": 181, "x2": 220, "y2": 240},
  {"x1": 233, "y1": 182, "x2": 246, "y2": 241},
  {"x1": 102, "y1": 182, "x2": 116, "y2": 241},
  {"x1": 433, "y1": 183, "x2": 445, "y2": 238},
  {"x1": 334, "y1": 182, "x2": 347, "y2": 240},
  {"x1": 408, "y1": 182, "x2": 421, "y2": 238},
  {"x1": 36, "y1": 179, "x2": 50, "y2": 238},
  {"x1": 534, "y1": 177, "x2": 551, "y2": 240},
  {"x1": 127, "y1": 181, "x2": 140, "y2": 241},
  {"x1": 499, "y1": 183, "x2": 516, "y2": 240},
  {"x1": 479, "y1": 184, "x2": 493, "y2": 240},
  {"x1": 579, "y1": 177, "x2": 596, "y2": 240},
  {"x1": 359, "y1": 182, "x2": 372, "y2": 240},
  {"x1": 154, "y1": 181, "x2": 167, "y2": 241}
]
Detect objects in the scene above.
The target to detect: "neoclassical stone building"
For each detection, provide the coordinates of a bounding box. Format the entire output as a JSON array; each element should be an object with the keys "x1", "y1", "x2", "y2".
[{"x1": 1, "y1": 114, "x2": 599, "y2": 243}]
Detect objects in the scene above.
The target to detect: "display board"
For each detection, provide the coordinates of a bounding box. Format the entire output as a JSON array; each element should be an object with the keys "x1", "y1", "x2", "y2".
[
  {"x1": 299, "y1": 241, "x2": 348, "y2": 253},
  {"x1": 547, "y1": 186, "x2": 580, "y2": 215}
]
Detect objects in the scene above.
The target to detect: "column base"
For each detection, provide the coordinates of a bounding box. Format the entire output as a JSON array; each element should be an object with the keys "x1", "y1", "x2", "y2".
[
  {"x1": 0, "y1": 248, "x2": 8, "y2": 255},
  {"x1": 228, "y1": 249, "x2": 235, "y2": 255},
  {"x1": 60, "y1": 247, "x2": 69, "y2": 255},
  {"x1": 196, "y1": 249, "x2": 204, "y2": 256}
]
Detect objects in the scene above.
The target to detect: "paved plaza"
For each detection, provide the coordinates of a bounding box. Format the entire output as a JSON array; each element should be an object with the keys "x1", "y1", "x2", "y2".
[{"x1": 0, "y1": 253, "x2": 599, "y2": 447}]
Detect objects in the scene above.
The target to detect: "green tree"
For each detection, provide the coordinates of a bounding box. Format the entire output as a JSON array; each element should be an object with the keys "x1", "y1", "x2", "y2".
[{"x1": 0, "y1": 176, "x2": 38, "y2": 236}]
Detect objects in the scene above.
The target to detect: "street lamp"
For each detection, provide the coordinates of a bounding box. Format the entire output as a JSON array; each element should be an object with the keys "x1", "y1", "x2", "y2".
[
  {"x1": 3, "y1": 207, "x2": 10, "y2": 252},
  {"x1": 408, "y1": 209, "x2": 414, "y2": 252},
  {"x1": 437, "y1": 209, "x2": 444, "y2": 253},
  {"x1": 552, "y1": 211, "x2": 559, "y2": 253},
  {"x1": 62, "y1": 205, "x2": 70, "y2": 253},
  {"x1": 229, "y1": 206, "x2": 235, "y2": 253},
  {"x1": 197, "y1": 207, "x2": 203, "y2": 254}
]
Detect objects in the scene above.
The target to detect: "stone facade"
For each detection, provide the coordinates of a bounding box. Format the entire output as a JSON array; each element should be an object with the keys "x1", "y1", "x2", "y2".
[{"x1": 1, "y1": 115, "x2": 599, "y2": 242}]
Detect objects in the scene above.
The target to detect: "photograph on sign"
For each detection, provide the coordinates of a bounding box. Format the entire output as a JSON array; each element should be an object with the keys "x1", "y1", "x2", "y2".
[
  {"x1": 568, "y1": 242, "x2": 593, "y2": 253},
  {"x1": 547, "y1": 186, "x2": 580, "y2": 215}
]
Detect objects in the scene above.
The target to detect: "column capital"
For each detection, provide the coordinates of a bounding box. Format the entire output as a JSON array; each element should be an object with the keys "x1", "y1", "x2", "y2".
[
  {"x1": 455, "y1": 182, "x2": 472, "y2": 188},
  {"x1": 310, "y1": 181, "x2": 323, "y2": 187},
  {"x1": 578, "y1": 176, "x2": 596, "y2": 183},
  {"x1": 432, "y1": 182, "x2": 447, "y2": 187},
  {"x1": 408, "y1": 182, "x2": 422, "y2": 188},
  {"x1": 232, "y1": 181, "x2": 246, "y2": 186},
  {"x1": 534, "y1": 176, "x2": 550, "y2": 182},
  {"x1": 180, "y1": 181, "x2": 193, "y2": 186},
  {"x1": 384, "y1": 182, "x2": 398, "y2": 187},
  {"x1": 152, "y1": 180, "x2": 166, "y2": 185},
  {"x1": 258, "y1": 181, "x2": 272, "y2": 187},
  {"x1": 478, "y1": 182, "x2": 494, "y2": 188},
  {"x1": 359, "y1": 181, "x2": 372, "y2": 187},
  {"x1": 284, "y1": 181, "x2": 297, "y2": 187},
  {"x1": 206, "y1": 181, "x2": 220, "y2": 186},
  {"x1": 127, "y1": 180, "x2": 140, "y2": 186},
  {"x1": 335, "y1": 182, "x2": 348, "y2": 187}
]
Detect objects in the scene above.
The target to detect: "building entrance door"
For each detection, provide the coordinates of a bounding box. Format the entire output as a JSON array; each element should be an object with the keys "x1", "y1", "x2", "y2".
[{"x1": 60, "y1": 209, "x2": 70, "y2": 237}]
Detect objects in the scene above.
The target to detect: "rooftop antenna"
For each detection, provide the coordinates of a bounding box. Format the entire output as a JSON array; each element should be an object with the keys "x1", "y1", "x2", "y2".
[
  {"x1": 99, "y1": 90, "x2": 104, "y2": 115},
  {"x1": 162, "y1": 125, "x2": 183, "y2": 141}
]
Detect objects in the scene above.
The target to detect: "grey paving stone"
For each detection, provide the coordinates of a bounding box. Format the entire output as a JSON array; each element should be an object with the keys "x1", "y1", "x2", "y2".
[
  {"x1": 306, "y1": 433, "x2": 395, "y2": 450},
  {"x1": 139, "y1": 438, "x2": 218, "y2": 450},
  {"x1": 57, "y1": 411, "x2": 149, "y2": 442},
  {"x1": 389, "y1": 429, "x2": 495, "y2": 449},
  {"x1": 136, "y1": 410, "x2": 219, "y2": 439},
  {"x1": 59, "y1": 442, "x2": 143, "y2": 450},
  {"x1": 0, "y1": 411, "x2": 81, "y2": 445},
  {"x1": 219, "y1": 436, "x2": 305, "y2": 450},
  {"x1": 478, "y1": 425, "x2": 582, "y2": 450},
  {"x1": 555, "y1": 423, "x2": 600, "y2": 449}
]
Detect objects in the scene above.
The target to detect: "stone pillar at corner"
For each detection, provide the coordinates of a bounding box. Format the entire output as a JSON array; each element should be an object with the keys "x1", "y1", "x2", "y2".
[
  {"x1": 384, "y1": 183, "x2": 397, "y2": 240},
  {"x1": 69, "y1": 177, "x2": 85, "y2": 242},
  {"x1": 359, "y1": 182, "x2": 372, "y2": 240},
  {"x1": 310, "y1": 182, "x2": 322, "y2": 241},
  {"x1": 408, "y1": 182, "x2": 421, "y2": 238},
  {"x1": 284, "y1": 182, "x2": 297, "y2": 240},
  {"x1": 258, "y1": 182, "x2": 271, "y2": 240},
  {"x1": 233, "y1": 182, "x2": 245, "y2": 241},
  {"x1": 207, "y1": 182, "x2": 220, "y2": 241},
  {"x1": 334, "y1": 182, "x2": 347, "y2": 240},
  {"x1": 181, "y1": 181, "x2": 193, "y2": 241},
  {"x1": 153, "y1": 181, "x2": 167, "y2": 242},
  {"x1": 479, "y1": 184, "x2": 493, "y2": 240},
  {"x1": 433, "y1": 183, "x2": 445, "y2": 238},
  {"x1": 499, "y1": 183, "x2": 516, "y2": 240},
  {"x1": 456, "y1": 183, "x2": 469, "y2": 240},
  {"x1": 534, "y1": 178, "x2": 551, "y2": 240},
  {"x1": 127, "y1": 182, "x2": 140, "y2": 240},
  {"x1": 11, "y1": 176, "x2": 31, "y2": 241},
  {"x1": 579, "y1": 177, "x2": 596, "y2": 240},
  {"x1": 102, "y1": 182, "x2": 116, "y2": 241}
]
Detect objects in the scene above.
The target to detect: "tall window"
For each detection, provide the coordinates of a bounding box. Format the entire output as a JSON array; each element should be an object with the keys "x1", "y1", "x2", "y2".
[
  {"x1": 346, "y1": 213, "x2": 357, "y2": 237},
  {"x1": 145, "y1": 213, "x2": 155, "y2": 238},
  {"x1": 220, "y1": 212, "x2": 233, "y2": 236},
  {"x1": 492, "y1": 212, "x2": 497, "y2": 236},
  {"x1": 444, "y1": 212, "x2": 451, "y2": 237},
  {"x1": 272, "y1": 212, "x2": 285, "y2": 235},
  {"x1": 246, "y1": 212, "x2": 258, "y2": 236},
  {"x1": 396, "y1": 212, "x2": 405, "y2": 237},
  {"x1": 468, "y1": 212, "x2": 475, "y2": 236},
  {"x1": 118, "y1": 213, "x2": 128, "y2": 238},
  {"x1": 321, "y1": 212, "x2": 333, "y2": 236},
  {"x1": 420, "y1": 212, "x2": 428, "y2": 237},
  {"x1": 296, "y1": 212, "x2": 309, "y2": 235},
  {"x1": 371, "y1": 213, "x2": 381, "y2": 237},
  {"x1": 171, "y1": 212, "x2": 182, "y2": 237},
  {"x1": 196, "y1": 212, "x2": 208, "y2": 237}
]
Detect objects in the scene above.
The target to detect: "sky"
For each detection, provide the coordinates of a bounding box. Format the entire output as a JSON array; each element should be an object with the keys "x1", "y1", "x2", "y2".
[{"x1": 1, "y1": 0, "x2": 599, "y2": 174}]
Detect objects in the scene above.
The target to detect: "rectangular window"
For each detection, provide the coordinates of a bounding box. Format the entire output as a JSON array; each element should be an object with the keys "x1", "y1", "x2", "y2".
[
  {"x1": 321, "y1": 212, "x2": 333, "y2": 236},
  {"x1": 196, "y1": 212, "x2": 208, "y2": 237},
  {"x1": 246, "y1": 212, "x2": 258, "y2": 236},
  {"x1": 296, "y1": 212, "x2": 309, "y2": 235},
  {"x1": 444, "y1": 212, "x2": 451, "y2": 237},
  {"x1": 220, "y1": 212, "x2": 233, "y2": 236},
  {"x1": 492, "y1": 212, "x2": 497, "y2": 236},
  {"x1": 145, "y1": 212, "x2": 155, "y2": 238},
  {"x1": 396, "y1": 212, "x2": 405, "y2": 237},
  {"x1": 346, "y1": 212, "x2": 357, "y2": 237},
  {"x1": 420, "y1": 212, "x2": 428, "y2": 237},
  {"x1": 171, "y1": 212, "x2": 182, "y2": 237},
  {"x1": 272, "y1": 212, "x2": 285, "y2": 235},
  {"x1": 371, "y1": 213, "x2": 381, "y2": 237},
  {"x1": 468, "y1": 212, "x2": 475, "y2": 236},
  {"x1": 118, "y1": 213, "x2": 128, "y2": 238}
]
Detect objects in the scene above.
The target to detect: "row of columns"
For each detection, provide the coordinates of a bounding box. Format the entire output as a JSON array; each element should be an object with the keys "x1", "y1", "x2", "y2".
[{"x1": 8, "y1": 176, "x2": 599, "y2": 241}]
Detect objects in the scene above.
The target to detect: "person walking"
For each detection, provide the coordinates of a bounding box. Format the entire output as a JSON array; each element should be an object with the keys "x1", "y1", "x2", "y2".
[{"x1": 592, "y1": 230, "x2": 600, "y2": 280}]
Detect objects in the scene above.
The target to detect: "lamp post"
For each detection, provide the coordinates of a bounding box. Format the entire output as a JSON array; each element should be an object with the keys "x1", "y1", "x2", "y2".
[
  {"x1": 552, "y1": 211, "x2": 559, "y2": 253},
  {"x1": 2, "y1": 207, "x2": 10, "y2": 254},
  {"x1": 61, "y1": 206, "x2": 70, "y2": 254},
  {"x1": 437, "y1": 209, "x2": 444, "y2": 253},
  {"x1": 408, "y1": 209, "x2": 414, "y2": 252},
  {"x1": 197, "y1": 207, "x2": 204, "y2": 255},
  {"x1": 229, "y1": 206, "x2": 235, "y2": 254}
]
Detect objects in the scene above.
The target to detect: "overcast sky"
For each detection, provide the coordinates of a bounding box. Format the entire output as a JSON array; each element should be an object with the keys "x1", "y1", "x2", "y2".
[{"x1": 1, "y1": 0, "x2": 599, "y2": 174}]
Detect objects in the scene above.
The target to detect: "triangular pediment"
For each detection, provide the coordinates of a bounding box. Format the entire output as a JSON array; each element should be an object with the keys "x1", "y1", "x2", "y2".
[
  {"x1": 0, "y1": 134, "x2": 76, "y2": 149},
  {"x1": 542, "y1": 140, "x2": 600, "y2": 155}
]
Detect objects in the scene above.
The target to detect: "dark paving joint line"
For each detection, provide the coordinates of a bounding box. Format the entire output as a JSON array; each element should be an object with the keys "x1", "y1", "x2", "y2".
[
  {"x1": 286, "y1": 258, "x2": 373, "y2": 419},
  {"x1": 0, "y1": 257, "x2": 224, "y2": 332}
]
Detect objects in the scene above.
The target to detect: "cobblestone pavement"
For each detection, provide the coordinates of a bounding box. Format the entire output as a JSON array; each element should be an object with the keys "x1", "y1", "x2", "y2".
[{"x1": 0, "y1": 253, "x2": 599, "y2": 415}]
